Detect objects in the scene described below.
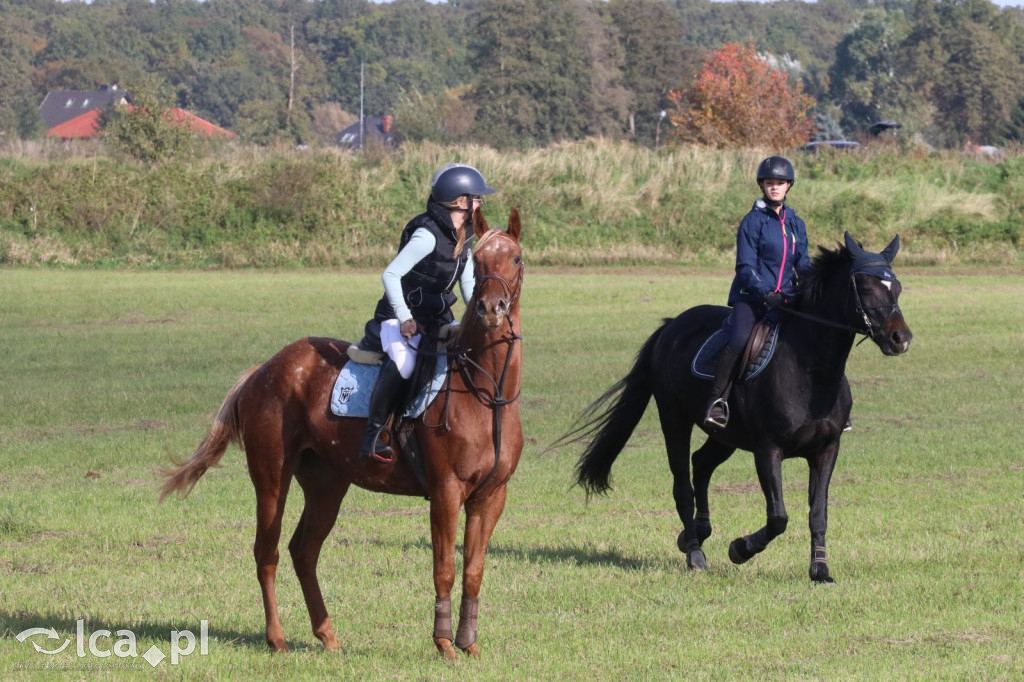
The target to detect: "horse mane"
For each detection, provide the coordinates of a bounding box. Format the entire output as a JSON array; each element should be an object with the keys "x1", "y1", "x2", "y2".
[
  {"x1": 473, "y1": 227, "x2": 504, "y2": 251},
  {"x1": 799, "y1": 242, "x2": 852, "y2": 307}
]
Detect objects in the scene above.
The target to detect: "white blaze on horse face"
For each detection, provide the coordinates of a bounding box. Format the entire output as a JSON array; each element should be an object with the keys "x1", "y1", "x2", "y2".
[{"x1": 881, "y1": 280, "x2": 893, "y2": 291}]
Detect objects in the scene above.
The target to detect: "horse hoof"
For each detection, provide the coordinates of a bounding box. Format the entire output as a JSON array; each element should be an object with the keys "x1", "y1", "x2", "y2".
[
  {"x1": 728, "y1": 538, "x2": 750, "y2": 565},
  {"x1": 686, "y1": 549, "x2": 707, "y2": 571},
  {"x1": 268, "y1": 642, "x2": 290, "y2": 654},
  {"x1": 434, "y1": 637, "x2": 458, "y2": 660},
  {"x1": 810, "y1": 565, "x2": 835, "y2": 584},
  {"x1": 460, "y1": 642, "x2": 481, "y2": 659}
]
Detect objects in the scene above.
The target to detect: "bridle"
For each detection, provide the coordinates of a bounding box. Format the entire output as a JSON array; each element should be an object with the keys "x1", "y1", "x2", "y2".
[
  {"x1": 428, "y1": 242, "x2": 524, "y2": 493},
  {"x1": 778, "y1": 264, "x2": 901, "y2": 345},
  {"x1": 850, "y1": 269, "x2": 901, "y2": 343}
]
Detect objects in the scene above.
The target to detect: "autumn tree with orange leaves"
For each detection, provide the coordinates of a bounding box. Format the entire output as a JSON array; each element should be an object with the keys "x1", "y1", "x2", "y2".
[{"x1": 667, "y1": 43, "x2": 814, "y2": 148}]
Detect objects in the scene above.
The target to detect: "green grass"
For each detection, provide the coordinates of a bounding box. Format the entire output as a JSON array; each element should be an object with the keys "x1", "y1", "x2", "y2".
[{"x1": 0, "y1": 267, "x2": 1022, "y2": 680}]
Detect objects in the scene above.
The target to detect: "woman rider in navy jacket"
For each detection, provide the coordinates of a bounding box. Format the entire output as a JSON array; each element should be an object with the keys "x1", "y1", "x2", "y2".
[
  {"x1": 704, "y1": 156, "x2": 813, "y2": 430},
  {"x1": 353, "y1": 163, "x2": 495, "y2": 460}
]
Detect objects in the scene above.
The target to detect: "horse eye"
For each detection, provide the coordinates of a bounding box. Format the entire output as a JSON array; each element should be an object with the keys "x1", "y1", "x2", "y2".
[{"x1": 513, "y1": 256, "x2": 521, "y2": 265}]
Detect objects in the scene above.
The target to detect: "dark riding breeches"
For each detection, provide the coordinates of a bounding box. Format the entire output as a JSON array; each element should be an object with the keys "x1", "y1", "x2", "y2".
[{"x1": 724, "y1": 302, "x2": 759, "y2": 355}]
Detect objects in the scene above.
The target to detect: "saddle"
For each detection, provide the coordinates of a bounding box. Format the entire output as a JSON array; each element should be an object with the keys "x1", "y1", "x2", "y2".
[
  {"x1": 691, "y1": 319, "x2": 780, "y2": 382},
  {"x1": 333, "y1": 338, "x2": 452, "y2": 498}
]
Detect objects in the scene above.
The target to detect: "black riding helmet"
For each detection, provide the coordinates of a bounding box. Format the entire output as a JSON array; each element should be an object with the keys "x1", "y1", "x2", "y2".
[
  {"x1": 756, "y1": 156, "x2": 796, "y2": 185},
  {"x1": 430, "y1": 163, "x2": 496, "y2": 203}
]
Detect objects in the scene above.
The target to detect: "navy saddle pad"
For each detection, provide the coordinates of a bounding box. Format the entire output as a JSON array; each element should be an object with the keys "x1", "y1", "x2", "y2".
[{"x1": 691, "y1": 322, "x2": 780, "y2": 382}]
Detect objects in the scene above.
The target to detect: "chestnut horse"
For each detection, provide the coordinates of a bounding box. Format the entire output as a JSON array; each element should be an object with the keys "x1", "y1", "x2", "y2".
[{"x1": 160, "y1": 208, "x2": 524, "y2": 658}]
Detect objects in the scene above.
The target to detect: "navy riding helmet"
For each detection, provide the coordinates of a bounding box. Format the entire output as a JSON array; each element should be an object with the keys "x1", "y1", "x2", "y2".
[
  {"x1": 757, "y1": 156, "x2": 796, "y2": 185},
  {"x1": 430, "y1": 163, "x2": 496, "y2": 203}
]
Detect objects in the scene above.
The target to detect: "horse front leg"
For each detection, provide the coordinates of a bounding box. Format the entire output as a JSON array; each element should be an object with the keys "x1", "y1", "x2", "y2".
[
  {"x1": 455, "y1": 484, "x2": 508, "y2": 658},
  {"x1": 729, "y1": 447, "x2": 788, "y2": 566},
  {"x1": 807, "y1": 441, "x2": 839, "y2": 583},
  {"x1": 429, "y1": 485, "x2": 463, "y2": 659}
]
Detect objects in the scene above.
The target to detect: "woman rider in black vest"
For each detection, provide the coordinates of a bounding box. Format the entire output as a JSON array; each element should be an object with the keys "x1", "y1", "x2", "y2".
[{"x1": 353, "y1": 163, "x2": 495, "y2": 461}]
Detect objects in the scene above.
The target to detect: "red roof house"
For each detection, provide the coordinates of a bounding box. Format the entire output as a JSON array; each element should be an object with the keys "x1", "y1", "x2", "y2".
[{"x1": 40, "y1": 85, "x2": 234, "y2": 140}]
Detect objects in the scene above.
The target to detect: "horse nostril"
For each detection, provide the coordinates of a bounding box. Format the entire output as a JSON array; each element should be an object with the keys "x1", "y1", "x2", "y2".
[
  {"x1": 476, "y1": 300, "x2": 488, "y2": 316},
  {"x1": 891, "y1": 327, "x2": 912, "y2": 350}
]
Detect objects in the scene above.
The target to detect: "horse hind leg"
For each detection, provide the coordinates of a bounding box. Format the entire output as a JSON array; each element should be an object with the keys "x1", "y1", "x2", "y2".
[
  {"x1": 690, "y1": 438, "x2": 736, "y2": 551},
  {"x1": 252, "y1": 473, "x2": 294, "y2": 652},
  {"x1": 290, "y1": 457, "x2": 351, "y2": 651},
  {"x1": 657, "y1": 408, "x2": 706, "y2": 571},
  {"x1": 246, "y1": 430, "x2": 300, "y2": 653}
]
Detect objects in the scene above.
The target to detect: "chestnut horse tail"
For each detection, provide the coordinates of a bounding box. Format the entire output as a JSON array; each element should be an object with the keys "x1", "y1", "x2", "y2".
[
  {"x1": 158, "y1": 365, "x2": 260, "y2": 502},
  {"x1": 568, "y1": 322, "x2": 665, "y2": 497}
]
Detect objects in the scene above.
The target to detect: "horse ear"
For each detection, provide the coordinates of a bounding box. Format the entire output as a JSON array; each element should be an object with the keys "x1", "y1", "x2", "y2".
[
  {"x1": 507, "y1": 207, "x2": 521, "y2": 242},
  {"x1": 844, "y1": 231, "x2": 864, "y2": 257},
  {"x1": 881, "y1": 234, "x2": 900, "y2": 263},
  {"x1": 473, "y1": 206, "x2": 488, "y2": 239}
]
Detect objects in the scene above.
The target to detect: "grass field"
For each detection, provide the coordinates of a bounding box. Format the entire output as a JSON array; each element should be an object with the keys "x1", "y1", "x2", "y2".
[{"x1": 1, "y1": 266, "x2": 1022, "y2": 680}]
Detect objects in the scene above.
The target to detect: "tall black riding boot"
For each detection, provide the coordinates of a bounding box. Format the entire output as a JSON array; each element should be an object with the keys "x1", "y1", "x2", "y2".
[
  {"x1": 703, "y1": 347, "x2": 740, "y2": 430},
  {"x1": 358, "y1": 359, "x2": 407, "y2": 461}
]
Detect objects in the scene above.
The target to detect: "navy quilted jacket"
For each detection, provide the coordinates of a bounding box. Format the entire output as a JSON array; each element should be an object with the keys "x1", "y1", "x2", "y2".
[{"x1": 727, "y1": 198, "x2": 813, "y2": 306}]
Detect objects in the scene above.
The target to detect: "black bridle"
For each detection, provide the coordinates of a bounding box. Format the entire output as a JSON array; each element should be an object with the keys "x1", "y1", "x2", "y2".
[{"x1": 778, "y1": 266, "x2": 901, "y2": 345}]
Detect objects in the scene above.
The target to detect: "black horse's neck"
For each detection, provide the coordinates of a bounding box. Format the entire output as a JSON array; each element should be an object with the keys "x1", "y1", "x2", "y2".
[{"x1": 785, "y1": 258, "x2": 858, "y2": 381}]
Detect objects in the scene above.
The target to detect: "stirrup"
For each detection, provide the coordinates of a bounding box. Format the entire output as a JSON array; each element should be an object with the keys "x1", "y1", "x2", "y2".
[
  {"x1": 703, "y1": 399, "x2": 729, "y2": 430},
  {"x1": 368, "y1": 428, "x2": 395, "y2": 464}
]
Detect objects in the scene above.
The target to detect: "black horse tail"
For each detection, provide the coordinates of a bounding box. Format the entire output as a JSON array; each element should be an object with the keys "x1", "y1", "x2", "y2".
[{"x1": 561, "y1": 323, "x2": 665, "y2": 497}]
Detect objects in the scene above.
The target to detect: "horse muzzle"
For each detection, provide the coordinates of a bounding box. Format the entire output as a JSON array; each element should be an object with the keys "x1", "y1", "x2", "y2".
[
  {"x1": 475, "y1": 296, "x2": 510, "y2": 329},
  {"x1": 876, "y1": 315, "x2": 913, "y2": 356}
]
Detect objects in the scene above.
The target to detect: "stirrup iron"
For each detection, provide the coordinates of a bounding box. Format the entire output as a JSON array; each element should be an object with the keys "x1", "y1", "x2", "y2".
[{"x1": 704, "y1": 398, "x2": 730, "y2": 429}]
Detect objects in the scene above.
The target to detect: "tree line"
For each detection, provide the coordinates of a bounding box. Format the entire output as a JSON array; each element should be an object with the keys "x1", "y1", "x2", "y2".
[{"x1": 2, "y1": 0, "x2": 1023, "y2": 151}]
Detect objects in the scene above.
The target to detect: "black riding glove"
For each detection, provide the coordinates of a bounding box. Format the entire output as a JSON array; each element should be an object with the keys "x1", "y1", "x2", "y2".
[{"x1": 764, "y1": 291, "x2": 784, "y2": 309}]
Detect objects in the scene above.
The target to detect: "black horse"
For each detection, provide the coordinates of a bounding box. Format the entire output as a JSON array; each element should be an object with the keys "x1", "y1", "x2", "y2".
[{"x1": 565, "y1": 233, "x2": 912, "y2": 583}]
